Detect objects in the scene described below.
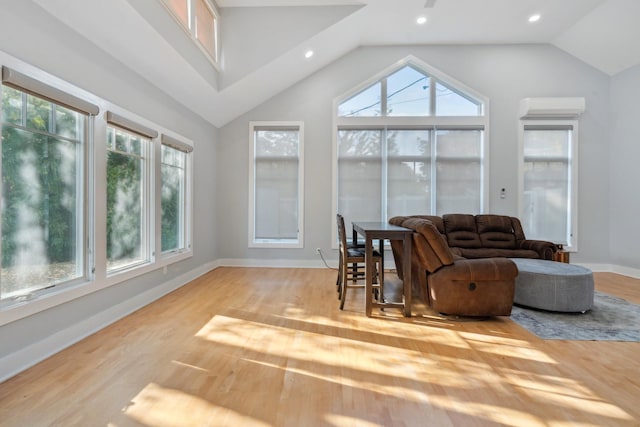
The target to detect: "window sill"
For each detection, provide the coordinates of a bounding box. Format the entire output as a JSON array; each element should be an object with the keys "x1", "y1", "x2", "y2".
[{"x1": 0, "y1": 250, "x2": 192, "y2": 327}]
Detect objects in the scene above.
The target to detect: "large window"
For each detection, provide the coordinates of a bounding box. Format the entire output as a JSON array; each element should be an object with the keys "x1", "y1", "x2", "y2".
[
  {"x1": 520, "y1": 122, "x2": 578, "y2": 250},
  {"x1": 1, "y1": 68, "x2": 96, "y2": 301},
  {"x1": 335, "y1": 59, "x2": 487, "y2": 233},
  {"x1": 249, "y1": 122, "x2": 304, "y2": 248},
  {"x1": 0, "y1": 59, "x2": 194, "y2": 325},
  {"x1": 337, "y1": 128, "x2": 483, "y2": 223},
  {"x1": 162, "y1": 0, "x2": 219, "y2": 64},
  {"x1": 105, "y1": 126, "x2": 152, "y2": 273},
  {"x1": 161, "y1": 135, "x2": 192, "y2": 253}
]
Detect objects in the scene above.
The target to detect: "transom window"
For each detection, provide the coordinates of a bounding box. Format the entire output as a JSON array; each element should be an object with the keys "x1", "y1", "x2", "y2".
[
  {"x1": 334, "y1": 58, "x2": 488, "y2": 237},
  {"x1": 338, "y1": 64, "x2": 483, "y2": 117},
  {"x1": 161, "y1": 0, "x2": 220, "y2": 64}
]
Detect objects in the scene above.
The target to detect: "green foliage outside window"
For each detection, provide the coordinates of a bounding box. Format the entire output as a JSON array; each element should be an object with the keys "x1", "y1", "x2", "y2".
[
  {"x1": 1, "y1": 84, "x2": 190, "y2": 299},
  {"x1": 161, "y1": 145, "x2": 185, "y2": 252},
  {"x1": 106, "y1": 127, "x2": 146, "y2": 271},
  {"x1": 1, "y1": 87, "x2": 83, "y2": 297}
]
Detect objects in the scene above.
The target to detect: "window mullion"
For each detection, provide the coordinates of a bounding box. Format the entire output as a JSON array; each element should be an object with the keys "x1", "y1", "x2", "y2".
[
  {"x1": 430, "y1": 129, "x2": 437, "y2": 214},
  {"x1": 381, "y1": 127, "x2": 388, "y2": 222},
  {"x1": 381, "y1": 78, "x2": 388, "y2": 116},
  {"x1": 429, "y1": 76, "x2": 436, "y2": 116}
]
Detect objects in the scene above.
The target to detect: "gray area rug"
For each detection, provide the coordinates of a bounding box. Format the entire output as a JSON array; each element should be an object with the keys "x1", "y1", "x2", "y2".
[{"x1": 511, "y1": 291, "x2": 640, "y2": 341}]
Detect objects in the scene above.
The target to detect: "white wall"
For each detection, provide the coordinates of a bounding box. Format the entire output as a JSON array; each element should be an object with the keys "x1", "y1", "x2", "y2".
[
  {"x1": 219, "y1": 5, "x2": 361, "y2": 88},
  {"x1": 610, "y1": 64, "x2": 640, "y2": 271},
  {"x1": 217, "y1": 44, "x2": 612, "y2": 266},
  {"x1": 0, "y1": 1, "x2": 218, "y2": 379}
]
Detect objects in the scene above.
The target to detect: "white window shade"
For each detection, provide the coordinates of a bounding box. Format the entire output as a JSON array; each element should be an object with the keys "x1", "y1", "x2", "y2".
[
  {"x1": 519, "y1": 121, "x2": 578, "y2": 250},
  {"x1": 249, "y1": 123, "x2": 304, "y2": 248}
]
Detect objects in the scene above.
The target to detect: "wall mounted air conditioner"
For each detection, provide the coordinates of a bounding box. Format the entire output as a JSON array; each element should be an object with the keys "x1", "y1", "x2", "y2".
[{"x1": 519, "y1": 97, "x2": 586, "y2": 119}]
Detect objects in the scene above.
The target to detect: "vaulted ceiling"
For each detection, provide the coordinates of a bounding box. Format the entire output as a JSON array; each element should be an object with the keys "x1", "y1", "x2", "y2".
[{"x1": 27, "y1": 0, "x2": 640, "y2": 127}]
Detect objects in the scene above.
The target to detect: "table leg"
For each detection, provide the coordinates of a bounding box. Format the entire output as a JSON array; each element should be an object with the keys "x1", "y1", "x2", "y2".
[
  {"x1": 378, "y1": 238, "x2": 385, "y2": 303},
  {"x1": 365, "y1": 237, "x2": 373, "y2": 317},
  {"x1": 402, "y1": 232, "x2": 412, "y2": 317}
]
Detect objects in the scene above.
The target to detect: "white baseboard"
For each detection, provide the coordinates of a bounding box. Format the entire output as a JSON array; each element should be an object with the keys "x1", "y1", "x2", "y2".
[
  {"x1": 217, "y1": 257, "x2": 397, "y2": 270},
  {"x1": 582, "y1": 263, "x2": 640, "y2": 279},
  {"x1": 218, "y1": 258, "x2": 332, "y2": 269},
  {"x1": 0, "y1": 260, "x2": 220, "y2": 383}
]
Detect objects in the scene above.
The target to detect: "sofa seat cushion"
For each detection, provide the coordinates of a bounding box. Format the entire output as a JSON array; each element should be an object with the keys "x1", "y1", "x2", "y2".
[
  {"x1": 443, "y1": 214, "x2": 482, "y2": 248},
  {"x1": 454, "y1": 247, "x2": 540, "y2": 259}
]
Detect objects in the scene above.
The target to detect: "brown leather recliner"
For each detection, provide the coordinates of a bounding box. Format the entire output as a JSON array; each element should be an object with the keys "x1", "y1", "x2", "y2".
[{"x1": 389, "y1": 216, "x2": 518, "y2": 317}]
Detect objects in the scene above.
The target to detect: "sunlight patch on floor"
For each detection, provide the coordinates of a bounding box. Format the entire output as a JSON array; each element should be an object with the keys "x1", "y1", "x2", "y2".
[
  {"x1": 124, "y1": 382, "x2": 271, "y2": 427},
  {"x1": 429, "y1": 394, "x2": 549, "y2": 426},
  {"x1": 462, "y1": 334, "x2": 557, "y2": 363},
  {"x1": 324, "y1": 414, "x2": 384, "y2": 427}
]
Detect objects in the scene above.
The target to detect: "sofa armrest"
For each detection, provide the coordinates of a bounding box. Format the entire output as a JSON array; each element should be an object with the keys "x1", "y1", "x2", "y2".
[
  {"x1": 427, "y1": 258, "x2": 517, "y2": 316},
  {"x1": 518, "y1": 240, "x2": 557, "y2": 260}
]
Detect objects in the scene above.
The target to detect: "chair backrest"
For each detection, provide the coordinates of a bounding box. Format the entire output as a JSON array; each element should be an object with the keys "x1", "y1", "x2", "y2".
[{"x1": 336, "y1": 213, "x2": 348, "y2": 254}]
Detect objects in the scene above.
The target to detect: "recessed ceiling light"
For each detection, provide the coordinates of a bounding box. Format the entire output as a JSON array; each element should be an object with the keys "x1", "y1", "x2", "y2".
[
  {"x1": 416, "y1": 16, "x2": 427, "y2": 25},
  {"x1": 304, "y1": 50, "x2": 314, "y2": 59},
  {"x1": 528, "y1": 14, "x2": 541, "y2": 23}
]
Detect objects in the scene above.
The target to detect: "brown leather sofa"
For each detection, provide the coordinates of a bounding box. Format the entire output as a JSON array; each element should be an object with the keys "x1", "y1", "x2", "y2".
[
  {"x1": 389, "y1": 216, "x2": 520, "y2": 317},
  {"x1": 391, "y1": 214, "x2": 557, "y2": 260}
]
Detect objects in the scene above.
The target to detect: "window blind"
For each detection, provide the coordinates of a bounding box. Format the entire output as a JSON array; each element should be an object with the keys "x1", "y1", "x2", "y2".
[
  {"x1": 106, "y1": 111, "x2": 158, "y2": 139},
  {"x1": 161, "y1": 134, "x2": 193, "y2": 153},
  {"x1": 2, "y1": 66, "x2": 99, "y2": 116}
]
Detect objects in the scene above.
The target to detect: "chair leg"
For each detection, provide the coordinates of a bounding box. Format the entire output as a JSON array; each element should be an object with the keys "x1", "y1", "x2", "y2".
[
  {"x1": 336, "y1": 256, "x2": 343, "y2": 299},
  {"x1": 378, "y1": 258, "x2": 385, "y2": 303},
  {"x1": 339, "y1": 261, "x2": 348, "y2": 310}
]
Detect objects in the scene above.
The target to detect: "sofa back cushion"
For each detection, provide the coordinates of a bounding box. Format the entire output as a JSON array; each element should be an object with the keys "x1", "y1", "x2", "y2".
[
  {"x1": 402, "y1": 218, "x2": 454, "y2": 273},
  {"x1": 476, "y1": 215, "x2": 517, "y2": 249},
  {"x1": 443, "y1": 214, "x2": 482, "y2": 248},
  {"x1": 509, "y1": 216, "x2": 527, "y2": 243},
  {"x1": 406, "y1": 215, "x2": 445, "y2": 234}
]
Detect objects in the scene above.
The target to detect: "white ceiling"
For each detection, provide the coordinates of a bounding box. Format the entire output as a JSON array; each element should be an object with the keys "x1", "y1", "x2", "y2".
[{"x1": 30, "y1": 0, "x2": 640, "y2": 127}]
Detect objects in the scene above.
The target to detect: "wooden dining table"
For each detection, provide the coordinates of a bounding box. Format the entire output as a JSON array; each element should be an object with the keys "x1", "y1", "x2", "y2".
[{"x1": 352, "y1": 221, "x2": 412, "y2": 317}]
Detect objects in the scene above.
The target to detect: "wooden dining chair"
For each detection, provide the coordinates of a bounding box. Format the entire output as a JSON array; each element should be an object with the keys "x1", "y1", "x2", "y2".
[
  {"x1": 336, "y1": 214, "x2": 383, "y2": 310},
  {"x1": 335, "y1": 214, "x2": 364, "y2": 293}
]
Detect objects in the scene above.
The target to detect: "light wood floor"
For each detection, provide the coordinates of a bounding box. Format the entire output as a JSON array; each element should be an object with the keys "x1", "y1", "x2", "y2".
[{"x1": 1, "y1": 268, "x2": 639, "y2": 426}]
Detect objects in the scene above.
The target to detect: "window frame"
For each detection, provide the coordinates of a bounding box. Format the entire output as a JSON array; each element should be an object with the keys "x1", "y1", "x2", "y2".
[
  {"x1": 332, "y1": 56, "x2": 489, "y2": 248},
  {"x1": 518, "y1": 119, "x2": 579, "y2": 251},
  {"x1": 159, "y1": 134, "x2": 193, "y2": 257},
  {"x1": 248, "y1": 121, "x2": 305, "y2": 249},
  {"x1": 0, "y1": 54, "x2": 194, "y2": 327},
  {"x1": 0, "y1": 83, "x2": 91, "y2": 301},
  {"x1": 104, "y1": 124, "x2": 154, "y2": 276},
  {"x1": 161, "y1": 0, "x2": 221, "y2": 67}
]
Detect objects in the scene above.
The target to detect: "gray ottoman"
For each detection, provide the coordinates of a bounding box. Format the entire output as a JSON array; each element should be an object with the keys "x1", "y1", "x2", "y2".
[{"x1": 511, "y1": 258, "x2": 594, "y2": 312}]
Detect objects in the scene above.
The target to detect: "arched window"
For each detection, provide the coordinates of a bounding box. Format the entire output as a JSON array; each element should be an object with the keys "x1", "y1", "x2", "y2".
[{"x1": 334, "y1": 56, "x2": 489, "y2": 233}]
